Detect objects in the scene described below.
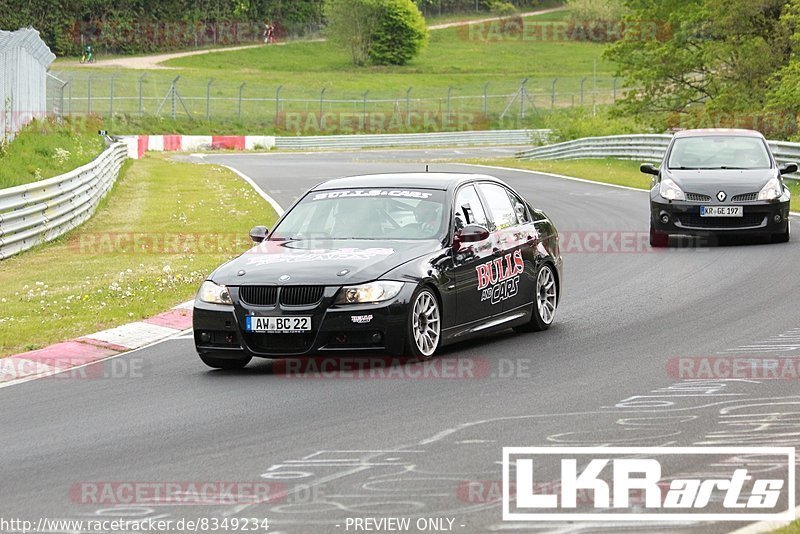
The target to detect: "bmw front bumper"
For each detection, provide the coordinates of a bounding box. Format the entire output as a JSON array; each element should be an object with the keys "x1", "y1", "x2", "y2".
[{"x1": 193, "y1": 283, "x2": 417, "y2": 359}]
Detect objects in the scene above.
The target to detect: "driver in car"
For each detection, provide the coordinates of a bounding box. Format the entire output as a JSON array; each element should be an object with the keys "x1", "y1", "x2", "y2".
[{"x1": 414, "y1": 202, "x2": 443, "y2": 237}]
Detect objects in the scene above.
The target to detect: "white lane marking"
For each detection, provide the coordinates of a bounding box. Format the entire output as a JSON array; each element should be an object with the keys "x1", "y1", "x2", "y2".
[
  {"x1": 221, "y1": 164, "x2": 285, "y2": 216},
  {"x1": 465, "y1": 163, "x2": 648, "y2": 193}
]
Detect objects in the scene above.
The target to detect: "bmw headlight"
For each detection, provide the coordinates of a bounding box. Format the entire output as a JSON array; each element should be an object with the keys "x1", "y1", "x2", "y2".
[
  {"x1": 757, "y1": 177, "x2": 783, "y2": 201},
  {"x1": 198, "y1": 281, "x2": 232, "y2": 305},
  {"x1": 334, "y1": 281, "x2": 404, "y2": 305},
  {"x1": 659, "y1": 178, "x2": 686, "y2": 201}
]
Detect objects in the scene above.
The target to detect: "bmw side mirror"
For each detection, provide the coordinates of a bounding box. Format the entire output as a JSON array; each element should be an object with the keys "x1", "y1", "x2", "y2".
[
  {"x1": 453, "y1": 224, "x2": 490, "y2": 250},
  {"x1": 640, "y1": 163, "x2": 659, "y2": 176},
  {"x1": 249, "y1": 226, "x2": 269, "y2": 243},
  {"x1": 779, "y1": 162, "x2": 798, "y2": 175}
]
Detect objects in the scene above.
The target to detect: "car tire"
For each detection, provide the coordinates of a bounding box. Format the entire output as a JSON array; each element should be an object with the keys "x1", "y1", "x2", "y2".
[
  {"x1": 650, "y1": 222, "x2": 669, "y2": 248},
  {"x1": 406, "y1": 286, "x2": 441, "y2": 361},
  {"x1": 199, "y1": 354, "x2": 252, "y2": 370},
  {"x1": 515, "y1": 263, "x2": 558, "y2": 333},
  {"x1": 772, "y1": 225, "x2": 790, "y2": 243}
]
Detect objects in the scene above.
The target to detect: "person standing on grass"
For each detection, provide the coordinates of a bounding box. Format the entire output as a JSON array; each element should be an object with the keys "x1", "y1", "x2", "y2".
[{"x1": 267, "y1": 21, "x2": 276, "y2": 44}]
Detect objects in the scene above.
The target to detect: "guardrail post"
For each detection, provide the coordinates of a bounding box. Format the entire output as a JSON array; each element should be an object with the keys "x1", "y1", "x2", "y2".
[
  {"x1": 551, "y1": 78, "x2": 558, "y2": 109},
  {"x1": 362, "y1": 90, "x2": 369, "y2": 127},
  {"x1": 483, "y1": 82, "x2": 490, "y2": 115},
  {"x1": 319, "y1": 87, "x2": 327, "y2": 117}
]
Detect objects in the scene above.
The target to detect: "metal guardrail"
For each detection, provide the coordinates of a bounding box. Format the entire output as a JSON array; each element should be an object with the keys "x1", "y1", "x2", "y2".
[
  {"x1": 516, "y1": 134, "x2": 800, "y2": 180},
  {"x1": 275, "y1": 129, "x2": 550, "y2": 150},
  {"x1": 0, "y1": 142, "x2": 127, "y2": 260},
  {"x1": 516, "y1": 134, "x2": 672, "y2": 161}
]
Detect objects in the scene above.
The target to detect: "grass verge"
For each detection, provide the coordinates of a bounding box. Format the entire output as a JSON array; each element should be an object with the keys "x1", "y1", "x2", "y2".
[
  {"x1": 52, "y1": 9, "x2": 617, "y2": 128},
  {"x1": 0, "y1": 117, "x2": 106, "y2": 189},
  {"x1": 471, "y1": 158, "x2": 800, "y2": 212},
  {"x1": 0, "y1": 155, "x2": 277, "y2": 357}
]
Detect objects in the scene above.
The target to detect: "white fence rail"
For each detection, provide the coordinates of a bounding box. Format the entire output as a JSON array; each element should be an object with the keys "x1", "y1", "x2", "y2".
[
  {"x1": 517, "y1": 134, "x2": 800, "y2": 180},
  {"x1": 275, "y1": 129, "x2": 549, "y2": 150},
  {"x1": 0, "y1": 142, "x2": 127, "y2": 260}
]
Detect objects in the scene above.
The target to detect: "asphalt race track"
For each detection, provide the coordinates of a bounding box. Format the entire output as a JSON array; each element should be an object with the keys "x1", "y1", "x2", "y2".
[{"x1": 2, "y1": 147, "x2": 799, "y2": 533}]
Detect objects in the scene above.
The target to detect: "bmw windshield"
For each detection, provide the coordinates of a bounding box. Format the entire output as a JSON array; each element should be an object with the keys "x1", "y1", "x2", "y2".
[
  {"x1": 668, "y1": 136, "x2": 772, "y2": 170},
  {"x1": 269, "y1": 188, "x2": 447, "y2": 241}
]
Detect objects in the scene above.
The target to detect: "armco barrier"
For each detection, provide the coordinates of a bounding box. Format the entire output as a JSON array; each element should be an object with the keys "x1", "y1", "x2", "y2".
[
  {"x1": 516, "y1": 134, "x2": 800, "y2": 180},
  {"x1": 516, "y1": 134, "x2": 672, "y2": 161},
  {"x1": 121, "y1": 130, "x2": 549, "y2": 158},
  {"x1": 0, "y1": 142, "x2": 127, "y2": 260}
]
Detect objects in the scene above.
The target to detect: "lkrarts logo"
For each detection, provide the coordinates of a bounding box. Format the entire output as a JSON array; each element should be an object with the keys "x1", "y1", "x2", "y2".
[{"x1": 476, "y1": 250, "x2": 524, "y2": 305}]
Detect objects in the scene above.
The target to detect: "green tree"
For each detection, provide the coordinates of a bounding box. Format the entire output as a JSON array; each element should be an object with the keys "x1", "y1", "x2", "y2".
[
  {"x1": 325, "y1": 0, "x2": 383, "y2": 65},
  {"x1": 326, "y1": 0, "x2": 428, "y2": 66},
  {"x1": 369, "y1": 0, "x2": 428, "y2": 65},
  {"x1": 767, "y1": 0, "x2": 800, "y2": 114},
  {"x1": 605, "y1": 0, "x2": 788, "y2": 117}
]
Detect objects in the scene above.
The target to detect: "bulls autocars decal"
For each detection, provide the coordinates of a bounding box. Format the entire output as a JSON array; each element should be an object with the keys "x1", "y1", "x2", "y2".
[{"x1": 476, "y1": 250, "x2": 524, "y2": 305}]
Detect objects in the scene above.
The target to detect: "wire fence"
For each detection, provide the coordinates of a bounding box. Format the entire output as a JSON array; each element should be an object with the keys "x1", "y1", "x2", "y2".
[{"x1": 46, "y1": 71, "x2": 625, "y2": 131}]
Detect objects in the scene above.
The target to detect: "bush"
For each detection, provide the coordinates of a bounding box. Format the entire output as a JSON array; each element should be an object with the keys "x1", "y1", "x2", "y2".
[
  {"x1": 369, "y1": 0, "x2": 428, "y2": 65},
  {"x1": 565, "y1": 0, "x2": 627, "y2": 42},
  {"x1": 325, "y1": 0, "x2": 384, "y2": 65},
  {"x1": 566, "y1": 0, "x2": 626, "y2": 21},
  {"x1": 540, "y1": 108, "x2": 649, "y2": 143},
  {"x1": 326, "y1": 0, "x2": 428, "y2": 66},
  {"x1": 488, "y1": 0, "x2": 518, "y2": 16}
]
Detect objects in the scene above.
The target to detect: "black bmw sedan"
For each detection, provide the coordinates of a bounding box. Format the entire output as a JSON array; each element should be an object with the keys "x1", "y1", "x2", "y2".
[
  {"x1": 193, "y1": 173, "x2": 562, "y2": 369},
  {"x1": 642, "y1": 129, "x2": 795, "y2": 247}
]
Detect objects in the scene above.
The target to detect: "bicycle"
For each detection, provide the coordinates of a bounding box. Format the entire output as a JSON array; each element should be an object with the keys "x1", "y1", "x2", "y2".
[{"x1": 80, "y1": 47, "x2": 96, "y2": 64}]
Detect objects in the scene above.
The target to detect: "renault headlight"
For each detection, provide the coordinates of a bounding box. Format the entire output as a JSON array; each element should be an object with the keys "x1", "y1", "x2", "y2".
[
  {"x1": 334, "y1": 281, "x2": 404, "y2": 304},
  {"x1": 659, "y1": 178, "x2": 686, "y2": 201},
  {"x1": 198, "y1": 281, "x2": 232, "y2": 305},
  {"x1": 757, "y1": 177, "x2": 783, "y2": 201}
]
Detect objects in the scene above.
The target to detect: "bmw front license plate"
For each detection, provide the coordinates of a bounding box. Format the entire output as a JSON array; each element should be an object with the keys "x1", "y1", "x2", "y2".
[
  {"x1": 700, "y1": 206, "x2": 742, "y2": 217},
  {"x1": 246, "y1": 316, "x2": 311, "y2": 333}
]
